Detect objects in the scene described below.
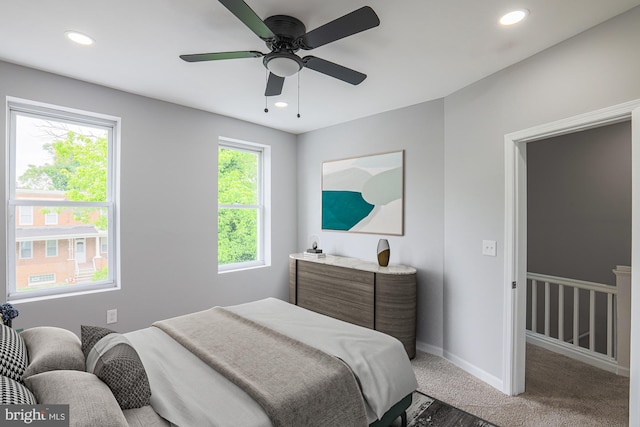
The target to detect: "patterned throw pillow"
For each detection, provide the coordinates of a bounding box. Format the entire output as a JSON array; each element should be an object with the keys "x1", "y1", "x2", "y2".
[
  {"x1": 0, "y1": 375, "x2": 37, "y2": 404},
  {"x1": 81, "y1": 325, "x2": 151, "y2": 410},
  {"x1": 0, "y1": 325, "x2": 28, "y2": 382},
  {"x1": 81, "y1": 325, "x2": 114, "y2": 359}
]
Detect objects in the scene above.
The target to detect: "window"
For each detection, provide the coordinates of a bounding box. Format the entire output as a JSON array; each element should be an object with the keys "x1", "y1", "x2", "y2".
[
  {"x1": 44, "y1": 211, "x2": 58, "y2": 225},
  {"x1": 19, "y1": 242, "x2": 32, "y2": 259},
  {"x1": 46, "y1": 240, "x2": 58, "y2": 257},
  {"x1": 29, "y1": 274, "x2": 56, "y2": 286},
  {"x1": 18, "y1": 206, "x2": 33, "y2": 225},
  {"x1": 7, "y1": 99, "x2": 120, "y2": 300},
  {"x1": 218, "y1": 138, "x2": 270, "y2": 272}
]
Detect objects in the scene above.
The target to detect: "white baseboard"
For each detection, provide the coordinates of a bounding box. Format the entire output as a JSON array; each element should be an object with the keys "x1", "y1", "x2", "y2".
[
  {"x1": 415, "y1": 340, "x2": 504, "y2": 392},
  {"x1": 618, "y1": 365, "x2": 630, "y2": 377},
  {"x1": 442, "y1": 350, "x2": 504, "y2": 392},
  {"x1": 526, "y1": 331, "x2": 628, "y2": 377},
  {"x1": 416, "y1": 340, "x2": 443, "y2": 357}
]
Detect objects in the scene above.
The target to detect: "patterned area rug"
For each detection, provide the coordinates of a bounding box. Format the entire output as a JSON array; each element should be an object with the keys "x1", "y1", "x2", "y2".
[{"x1": 404, "y1": 391, "x2": 497, "y2": 427}]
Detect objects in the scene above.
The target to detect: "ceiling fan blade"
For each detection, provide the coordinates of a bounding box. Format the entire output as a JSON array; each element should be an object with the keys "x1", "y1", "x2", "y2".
[
  {"x1": 302, "y1": 56, "x2": 366, "y2": 85},
  {"x1": 301, "y1": 6, "x2": 380, "y2": 50},
  {"x1": 180, "y1": 51, "x2": 263, "y2": 62},
  {"x1": 218, "y1": 0, "x2": 276, "y2": 40},
  {"x1": 265, "y1": 73, "x2": 285, "y2": 96}
]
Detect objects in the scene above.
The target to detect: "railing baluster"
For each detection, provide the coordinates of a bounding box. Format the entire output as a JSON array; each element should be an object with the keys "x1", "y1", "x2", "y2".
[
  {"x1": 590, "y1": 290, "x2": 596, "y2": 351},
  {"x1": 607, "y1": 293, "x2": 613, "y2": 358},
  {"x1": 558, "y1": 284, "x2": 564, "y2": 342},
  {"x1": 526, "y1": 272, "x2": 621, "y2": 367},
  {"x1": 544, "y1": 282, "x2": 550, "y2": 336},
  {"x1": 573, "y1": 287, "x2": 579, "y2": 347},
  {"x1": 531, "y1": 280, "x2": 537, "y2": 333}
]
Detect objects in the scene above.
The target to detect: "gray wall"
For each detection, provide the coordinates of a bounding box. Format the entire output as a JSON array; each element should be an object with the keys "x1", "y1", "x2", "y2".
[
  {"x1": 297, "y1": 6, "x2": 640, "y2": 388},
  {"x1": 527, "y1": 122, "x2": 632, "y2": 351},
  {"x1": 442, "y1": 6, "x2": 640, "y2": 384},
  {"x1": 296, "y1": 101, "x2": 446, "y2": 351},
  {"x1": 527, "y1": 122, "x2": 632, "y2": 286},
  {"x1": 0, "y1": 61, "x2": 298, "y2": 335}
]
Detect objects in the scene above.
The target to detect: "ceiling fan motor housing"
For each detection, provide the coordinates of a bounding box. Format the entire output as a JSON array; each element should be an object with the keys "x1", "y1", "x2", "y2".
[
  {"x1": 263, "y1": 15, "x2": 307, "y2": 77},
  {"x1": 264, "y1": 15, "x2": 306, "y2": 50}
]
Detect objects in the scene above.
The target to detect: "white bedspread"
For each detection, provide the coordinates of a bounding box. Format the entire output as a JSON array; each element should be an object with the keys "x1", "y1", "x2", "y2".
[{"x1": 126, "y1": 297, "x2": 417, "y2": 426}]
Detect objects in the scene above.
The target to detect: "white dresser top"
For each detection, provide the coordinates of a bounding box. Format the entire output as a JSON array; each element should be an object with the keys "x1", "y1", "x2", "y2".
[{"x1": 290, "y1": 253, "x2": 416, "y2": 275}]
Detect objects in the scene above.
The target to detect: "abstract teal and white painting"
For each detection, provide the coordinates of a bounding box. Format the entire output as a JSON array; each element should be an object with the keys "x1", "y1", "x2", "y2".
[{"x1": 322, "y1": 150, "x2": 404, "y2": 235}]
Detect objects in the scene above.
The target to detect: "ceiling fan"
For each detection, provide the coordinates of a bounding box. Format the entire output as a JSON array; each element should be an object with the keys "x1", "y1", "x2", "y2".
[{"x1": 180, "y1": 0, "x2": 380, "y2": 97}]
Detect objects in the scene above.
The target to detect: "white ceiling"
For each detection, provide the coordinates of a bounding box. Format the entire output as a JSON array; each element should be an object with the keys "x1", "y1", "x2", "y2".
[{"x1": 1, "y1": 0, "x2": 639, "y2": 134}]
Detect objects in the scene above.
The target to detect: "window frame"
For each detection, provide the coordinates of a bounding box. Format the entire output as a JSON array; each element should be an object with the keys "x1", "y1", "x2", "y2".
[
  {"x1": 19, "y1": 241, "x2": 33, "y2": 259},
  {"x1": 18, "y1": 206, "x2": 33, "y2": 225},
  {"x1": 217, "y1": 137, "x2": 271, "y2": 273},
  {"x1": 45, "y1": 240, "x2": 58, "y2": 257},
  {"x1": 6, "y1": 97, "x2": 121, "y2": 302},
  {"x1": 28, "y1": 273, "x2": 56, "y2": 286},
  {"x1": 44, "y1": 211, "x2": 59, "y2": 225}
]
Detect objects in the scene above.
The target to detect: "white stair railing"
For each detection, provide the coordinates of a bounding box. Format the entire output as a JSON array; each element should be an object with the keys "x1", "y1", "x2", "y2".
[
  {"x1": 613, "y1": 266, "x2": 631, "y2": 376},
  {"x1": 526, "y1": 272, "x2": 629, "y2": 376}
]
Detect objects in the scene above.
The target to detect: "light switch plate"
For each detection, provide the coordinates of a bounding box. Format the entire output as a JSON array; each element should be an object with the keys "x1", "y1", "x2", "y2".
[
  {"x1": 482, "y1": 240, "x2": 497, "y2": 257},
  {"x1": 106, "y1": 309, "x2": 117, "y2": 324}
]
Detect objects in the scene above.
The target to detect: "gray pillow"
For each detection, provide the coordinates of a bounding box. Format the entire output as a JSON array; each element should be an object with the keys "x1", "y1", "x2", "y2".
[
  {"x1": 0, "y1": 375, "x2": 36, "y2": 404},
  {"x1": 21, "y1": 326, "x2": 85, "y2": 378},
  {"x1": 82, "y1": 326, "x2": 151, "y2": 409},
  {"x1": 24, "y1": 370, "x2": 128, "y2": 427},
  {"x1": 0, "y1": 324, "x2": 28, "y2": 382}
]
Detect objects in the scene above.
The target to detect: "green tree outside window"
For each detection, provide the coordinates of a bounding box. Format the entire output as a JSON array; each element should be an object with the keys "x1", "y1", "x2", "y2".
[{"x1": 218, "y1": 146, "x2": 260, "y2": 265}]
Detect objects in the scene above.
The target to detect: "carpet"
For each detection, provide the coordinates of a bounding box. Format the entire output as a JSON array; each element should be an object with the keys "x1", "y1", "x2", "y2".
[{"x1": 403, "y1": 391, "x2": 497, "y2": 427}]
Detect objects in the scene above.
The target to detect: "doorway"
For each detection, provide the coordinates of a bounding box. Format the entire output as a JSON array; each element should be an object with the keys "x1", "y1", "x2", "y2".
[
  {"x1": 503, "y1": 100, "x2": 640, "y2": 423},
  {"x1": 75, "y1": 238, "x2": 86, "y2": 264}
]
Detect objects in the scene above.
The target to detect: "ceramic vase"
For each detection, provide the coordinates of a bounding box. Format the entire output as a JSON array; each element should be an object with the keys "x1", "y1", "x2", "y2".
[{"x1": 377, "y1": 239, "x2": 390, "y2": 267}]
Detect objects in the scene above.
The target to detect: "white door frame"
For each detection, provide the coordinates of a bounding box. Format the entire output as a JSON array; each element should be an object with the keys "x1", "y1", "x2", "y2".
[
  {"x1": 503, "y1": 100, "x2": 640, "y2": 421},
  {"x1": 75, "y1": 238, "x2": 86, "y2": 264}
]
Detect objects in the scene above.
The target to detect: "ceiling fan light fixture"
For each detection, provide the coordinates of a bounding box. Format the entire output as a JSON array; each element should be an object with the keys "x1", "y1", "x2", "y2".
[
  {"x1": 499, "y1": 9, "x2": 529, "y2": 26},
  {"x1": 274, "y1": 101, "x2": 288, "y2": 108},
  {"x1": 265, "y1": 53, "x2": 303, "y2": 77}
]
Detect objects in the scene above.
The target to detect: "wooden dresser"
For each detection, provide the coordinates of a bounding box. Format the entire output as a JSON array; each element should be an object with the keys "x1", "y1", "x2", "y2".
[{"x1": 289, "y1": 254, "x2": 417, "y2": 358}]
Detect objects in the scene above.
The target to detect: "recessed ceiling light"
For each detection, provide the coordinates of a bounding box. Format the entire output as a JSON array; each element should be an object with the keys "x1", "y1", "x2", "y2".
[
  {"x1": 274, "y1": 101, "x2": 288, "y2": 108},
  {"x1": 499, "y1": 9, "x2": 529, "y2": 26},
  {"x1": 65, "y1": 31, "x2": 94, "y2": 46}
]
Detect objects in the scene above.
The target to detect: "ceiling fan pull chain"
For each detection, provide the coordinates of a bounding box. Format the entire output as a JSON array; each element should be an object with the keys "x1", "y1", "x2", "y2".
[
  {"x1": 297, "y1": 72, "x2": 301, "y2": 118},
  {"x1": 264, "y1": 69, "x2": 269, "y2": 113}
]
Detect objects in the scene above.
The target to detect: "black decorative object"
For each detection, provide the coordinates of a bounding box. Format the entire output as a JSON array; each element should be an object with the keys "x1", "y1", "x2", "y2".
[
  {"x1": 0, "y1": 303, "x2": 19, "y2": 328},
  {"x1": 304, "y1": 235, "x2": 326, "y2": 259}
]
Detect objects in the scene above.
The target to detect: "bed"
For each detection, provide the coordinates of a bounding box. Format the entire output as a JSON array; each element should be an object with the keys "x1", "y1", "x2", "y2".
[{"x1": 0, "y1": 297, "x2": 418, "y2": 427}]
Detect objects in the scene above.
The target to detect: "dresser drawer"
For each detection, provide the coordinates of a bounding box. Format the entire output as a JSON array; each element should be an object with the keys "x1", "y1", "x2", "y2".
[{"x1": 297, "y1": 261, "x2": 374, "y2": 328}]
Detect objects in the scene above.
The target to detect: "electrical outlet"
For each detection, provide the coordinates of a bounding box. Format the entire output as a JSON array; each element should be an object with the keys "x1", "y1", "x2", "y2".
[
  {"x1": 482, "y1": 240, "x2": 497, "y2": 257},
  {"x1": 106, "y1": 309, "x2": 117, "y2": 324}
]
